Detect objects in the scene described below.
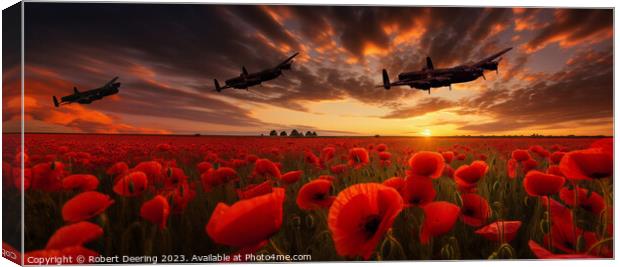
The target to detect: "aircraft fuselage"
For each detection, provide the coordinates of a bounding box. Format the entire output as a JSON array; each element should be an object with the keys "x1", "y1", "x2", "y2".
[{"x1": 224, "y1": 68, "x2": 282, "y2": 89}]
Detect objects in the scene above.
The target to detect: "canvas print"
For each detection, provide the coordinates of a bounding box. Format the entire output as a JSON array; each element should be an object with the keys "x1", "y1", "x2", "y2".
[{"x1": 1, "y1": 2, "x2": 614, "y2": 265}]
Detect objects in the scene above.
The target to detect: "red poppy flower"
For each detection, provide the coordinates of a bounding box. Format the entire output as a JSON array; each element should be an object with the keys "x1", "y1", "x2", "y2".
[
  {"x1": 197, "y1": 161, "x2": 213, "y2": 174},
  {"x1": 113, "y1": 171, "x2": 148, "y2": 197},
  {"x1": 378, "y1": 151, "x2": 391, "y2": 161},
  {"x1": 252, "y1": 158, "x2": 282, "y2": 179},
  {"x1": 140, "y1": 195, "x2": 170, "y2": 229},
  {"x1": 528, "y1": 240, "x2": 596, "y2": 259},
  {"x1": 106, "y1": 162, "x2": 128, "y2": 176},
  {"x1": 590, "y1": 138, "x2": 612, "y2": 154},
  {"x1": 62, "y1": 174, "x2": 99, "y2": 192},
  {"x1": 507, "y1": 158, "x2": 517, "y2": 179},
  {"x1": 328, "y1": 183, "x2": 403, "y2": 260},
  {"x1": 297, "y1": 179, "x2": 335, "y2": 210},
  {"x1": 25, "y1": 246, "x2": 99, "y2": 264},
  {"x1": 402, "y1": 175, "x2": 436, "y2": 207},
  {"x1": 201, "y1": 167, "x2": 239, "y2": 192},
  {"x1": 46, "y1": 221, "x2": 103, "y2": 249},
  {"x1": 317, "y1": 175, "x2": 336, "y2": 181},
  {"x1": 454, "y1": 160, "x2": 488, "y2": 185},
  {"x1": 163, "y1": 167, "x2": 187, "y2": 187},
  {"x1": 511, "y1": 149, "x2": 531, "y2": 162},
  {"x1": 165, "y1": 181, "x2": 196, "y2": 214},
  {"x1": 62, "y1": 191, "x2": 114, "y2": 222},
  {"x1": 408, "y1": 151, "x2": 445, "y2": 179},
  {"x1": 546, "y1": 165, "x2": 564, "y2": 176},
  {"x1": 420, "y1": 201, "x2": 460, "y2": 244},
  {"x1": 206, "y1": 188, "x2": 285, "y2": 248},
  {"x1": 375, "y1": 144, "x2": 388, "y2": 152},
  {"x1": 456, "y1": 154, "x2": 466, "y2": 161},
  {"x1": 529, "y1": 145, "x2": 550, "y2": 158},
  {"x1": 133, "y1": 161, "x2": 163, "y2": 183},
  {"x1": 246, "y1": 154, "x2": 259, "y2": 163},
  {"x1": 280, "y1": 170, "x2": 303, "y2": 184},
  {"x1": 543, "y1": 215, "x2": 594, "y2": 254},
  {"x1": 321, "y1": 146, "x2": 336, "y2": 162},
  {"x1": 382, "y1": 177, "x2": 405, "y2": 194},
  {"x1": 237, "y1": 180, "x2": 274, "y2": 200},
  {"x1": 330, "y1": 164, "x2": 348, "y2": 174},
  {"x1": 549, "y1": 151, "x2": 565, "y2": 165},
  {"x1": 541, "y1": 196, "x2": 573, "y2": 224},
  {"x1": 348, "y1": 148, "x2": 370, "y2": 169},
  {"x1": 559, "y1": 187, "x2": 605, "y2": 215},
  {"x1": 13, "y1": 167, "x2": 32, "y2": 190},
  {"x1": 474, "y1": 220, "x2": 522, "y2": 242},
  {"x1": 523, "y1": 170, "x2": 565, "y2": 196},
  {"x1": 460, "y1": 193, "x2": 490, "y2": 227},
  {"x1": 441, "y1": 151, "x2": 454, "y2": 163},
  {"x1": 559, "y1": 148, "x2": 613, "y2": 180},
  {"x1": 31, "y1": 161, "x2": 65, "y2": 192},
  {"x1": 304, "y1": 151, "x2": 321, "y2": 168},
  {"x1": 522, "y1": 158, "x2": 538, "y2": 173}
]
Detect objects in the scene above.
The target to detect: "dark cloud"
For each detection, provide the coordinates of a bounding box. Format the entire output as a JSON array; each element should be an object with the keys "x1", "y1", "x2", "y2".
[
  {"x1": 382, "y1": 97, "x2": 454, "y2": 119},
  {"x1": 419, "y1": 8, "x2": 513, "y2": 66},
  {"x1": 524, "y1": 9, "x2": 613, "y2": 52},
  {"x1": 458, "y1": 47, "x2": 613, "y2": 132}
]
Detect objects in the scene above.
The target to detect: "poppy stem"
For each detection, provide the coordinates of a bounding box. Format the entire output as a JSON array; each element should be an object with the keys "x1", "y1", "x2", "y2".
[
  {"x1": 546, "y1": 196, "x2": 552, "y2": 252},
  {"x1": 572, "y1": 181, "x2": 579, "y2": 253},
  {"x1": 595, "y1": 179, "x2": 609, "y2": 255}
]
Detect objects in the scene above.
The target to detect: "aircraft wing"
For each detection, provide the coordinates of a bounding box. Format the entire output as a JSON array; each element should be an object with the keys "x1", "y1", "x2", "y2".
[
  {"x1": 106, "y1": 76, "x2": 119, "y2": 86},
  {"x1": 472, "y1": 47, "x2": 512, "y2": 67},
  {"x1": 277, "y1": 52, "x2": 299, "y2": 68}
]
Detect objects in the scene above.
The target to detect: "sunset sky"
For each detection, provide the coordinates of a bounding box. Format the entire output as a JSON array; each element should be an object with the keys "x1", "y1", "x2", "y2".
[{"x1": 3, "y1": 4, "x2": 614, "y2": 136}]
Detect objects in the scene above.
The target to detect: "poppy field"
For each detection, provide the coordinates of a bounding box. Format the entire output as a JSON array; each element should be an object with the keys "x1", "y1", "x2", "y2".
[{"x1": 2, "y1": 134, "x2": 614, "y2": 262}]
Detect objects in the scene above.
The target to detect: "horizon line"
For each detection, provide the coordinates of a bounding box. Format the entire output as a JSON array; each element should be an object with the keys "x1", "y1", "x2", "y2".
[{"x1": 4, "y1": 132, "x2": 613, "y2": 138}]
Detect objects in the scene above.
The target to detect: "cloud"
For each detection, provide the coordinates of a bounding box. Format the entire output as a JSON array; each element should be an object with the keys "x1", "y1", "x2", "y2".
[
  {"x1": 522, "y1": 9, "x2": 613, "y2": 53},
  {"x1": 382, "y1": 97, "x2": 454, "y2": 119},
  {"x1": 457, "y1": 47, "x2": 613, "y2": 133}
]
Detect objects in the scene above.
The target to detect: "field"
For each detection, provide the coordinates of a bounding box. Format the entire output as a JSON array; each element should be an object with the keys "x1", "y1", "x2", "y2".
[{"x1": 2, "y1": 134, "x2": 614, "y2": 262}]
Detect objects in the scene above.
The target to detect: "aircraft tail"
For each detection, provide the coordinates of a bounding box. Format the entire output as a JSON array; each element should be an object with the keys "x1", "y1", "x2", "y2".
[
  {"x1": 382, "y1": 69, "x2": 391, "y2": 90},
  {"x1": 53, "y1": 96, "x2": 59, "y2": 108},
  {"x1": 73, "y1": 87, "x2": 79, "y2": 94},
  {"x1": 426, "y1": 57, "x2": 434, "y2": 70},
  {"x1": 214, "y1": 79, "x2": 222, "y2": 92}
]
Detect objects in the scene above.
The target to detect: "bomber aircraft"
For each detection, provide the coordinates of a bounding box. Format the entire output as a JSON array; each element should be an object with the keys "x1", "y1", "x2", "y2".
[
  {"x1": 214, "y1": 52, "x2": 299, "y2": 92},
  {"x1": 53, "y1": 77, "x2": 121, "y2": 107},
  {"x1": 380, "y1": 47, "x2": 512, "y2": 94}
]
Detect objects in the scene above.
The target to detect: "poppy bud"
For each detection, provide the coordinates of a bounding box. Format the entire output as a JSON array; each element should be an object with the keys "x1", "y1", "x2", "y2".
[
  {"x1": 539, "y1": 215, "x2": 549, "y2": 234},
  {"x1": 290, "y1": 215, "x2": 302, "y2": 230},
  {"x1": 497, "y1": 243, "x2": 515, "y2": 259}
]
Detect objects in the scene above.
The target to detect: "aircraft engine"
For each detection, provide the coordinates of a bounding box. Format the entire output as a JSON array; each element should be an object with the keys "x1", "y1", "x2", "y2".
[{"x1": 280, "y1": 62, "x2": 292, "y2": 70}]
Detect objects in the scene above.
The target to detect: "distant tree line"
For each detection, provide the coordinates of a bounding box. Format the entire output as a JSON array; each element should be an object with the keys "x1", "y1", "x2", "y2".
[{"x1": 268, "y1": 129, "x2": 318, "y2": 137}]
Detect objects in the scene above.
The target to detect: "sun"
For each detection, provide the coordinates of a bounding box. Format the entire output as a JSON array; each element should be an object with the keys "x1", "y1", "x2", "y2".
[{"x1": 421, "y1": 129, "x2": 432, "y2": 137}]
